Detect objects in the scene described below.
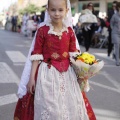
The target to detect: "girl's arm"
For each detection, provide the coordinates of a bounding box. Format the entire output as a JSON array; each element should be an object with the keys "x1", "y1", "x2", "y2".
[
  {"x1": 27, "y1": 27, "x2": 44, "y2": 94},
  {"x1": 27, "y1": 60, "x2": 39, "y2": 94}
]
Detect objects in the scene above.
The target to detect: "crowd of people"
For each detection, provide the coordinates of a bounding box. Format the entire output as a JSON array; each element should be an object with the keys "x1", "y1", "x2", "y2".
[
  {"x1": 74, "y1": 3, "x2": 108, "y2": 50},
  {"x1": 5, "y1": 11, "x2": 45, "y2": 38},
  {"x1": 20, "y1": 11, "x2": 45, "y2": 39},
  {"x1": 74, "y1": 1, "x2": 120, "y2": 66}
]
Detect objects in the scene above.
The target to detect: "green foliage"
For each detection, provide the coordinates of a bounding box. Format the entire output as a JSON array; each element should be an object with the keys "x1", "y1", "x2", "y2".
[{"x1": 19, "y1": 4, "x2": 45, "y2": 15}]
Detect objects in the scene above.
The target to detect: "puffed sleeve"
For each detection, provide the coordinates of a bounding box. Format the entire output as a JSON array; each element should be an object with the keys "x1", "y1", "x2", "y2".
[
  {"x1": 30, "y1": 27, "x2": 44, "y2": 61},
  {"x1": 69, "y1": 27, "x2": 80, "y2": 57}
]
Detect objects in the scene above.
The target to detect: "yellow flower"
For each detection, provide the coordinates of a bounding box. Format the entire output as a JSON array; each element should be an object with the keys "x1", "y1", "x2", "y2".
[{"x1": 76, "y1": 52, "x2": 96, "y2": 65}]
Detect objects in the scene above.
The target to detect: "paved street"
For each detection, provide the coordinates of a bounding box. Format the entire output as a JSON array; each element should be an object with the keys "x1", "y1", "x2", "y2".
[{"x1": 0, "y1": 28, "x2": 120, "y2": 120}]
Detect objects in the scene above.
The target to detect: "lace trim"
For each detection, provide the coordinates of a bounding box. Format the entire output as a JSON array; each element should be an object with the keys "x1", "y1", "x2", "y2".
[
  {"x1": 62, "y1": 105, "x2": 69, "y2": 120},
  {"x1": 46, "y1": 22, "x2": 68, "y2": 37},
  {"x1": 41, "y1": 108, "x2": 50, "y2": 120},
  {"x1": 30, "y1": 54, "x2": 44, "y2": 61}
]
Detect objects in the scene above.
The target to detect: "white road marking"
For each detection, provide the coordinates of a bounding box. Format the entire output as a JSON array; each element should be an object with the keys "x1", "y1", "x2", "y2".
[
  {"x1": 100, "y1": 71, "x2": 120, "y2": 91},
  {"x1": 6, "y1": 51, "x2": 26, "y2": 63},
  {"x1": 0, "y1": 62, "x2": 19, "y2": 85},
  {"x1": 89, "y1": 71, "x2": 120, "y2": 93},
  {"x1": 0, "y1": 94, "x2": 18, "y2": 106},
  {"x1": 104, "y1": 65, "x2": 117, "y2": 67},
  {"x1": 13, "y1": 63, "x2": 25, "y2": 66},
  {"x1": 90, "y1": 81, "x2": 120, "y2": 93},
  {"x1": 94, "y1": 53, "x2": 114, "y2": 61},
  {"x1": 94, "y1": 108, "x2": 120, "y2": 120}
]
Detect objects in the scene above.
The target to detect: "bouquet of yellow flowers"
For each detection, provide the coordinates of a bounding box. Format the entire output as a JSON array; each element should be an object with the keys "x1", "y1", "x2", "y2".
[{"x1": 70, "y1": 52, "x2": 104, "y2": 91}]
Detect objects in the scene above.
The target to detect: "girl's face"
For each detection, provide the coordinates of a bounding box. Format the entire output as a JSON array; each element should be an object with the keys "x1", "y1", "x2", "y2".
[{"x1": 47, "y1": 0, "x2": 68, "y2": 24}]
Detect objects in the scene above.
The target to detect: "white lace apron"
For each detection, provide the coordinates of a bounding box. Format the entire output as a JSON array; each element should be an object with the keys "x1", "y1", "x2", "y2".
[{"x1": 34, "y1": 62, "x2": 89, "y2": 120}]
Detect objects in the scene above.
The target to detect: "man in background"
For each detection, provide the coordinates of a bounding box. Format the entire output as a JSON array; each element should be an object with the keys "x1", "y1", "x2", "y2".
[{"x1": 107, "y1": 1, "x2": 118, "y2": 57}]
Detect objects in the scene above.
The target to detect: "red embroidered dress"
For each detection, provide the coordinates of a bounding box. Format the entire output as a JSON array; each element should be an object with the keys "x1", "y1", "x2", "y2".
[
  {"x1": 31, "y1": 25, "x2": 76, "y2": 72},
  {"x1": 14, "y1": 24, "x2": 96, "y2": 120}
]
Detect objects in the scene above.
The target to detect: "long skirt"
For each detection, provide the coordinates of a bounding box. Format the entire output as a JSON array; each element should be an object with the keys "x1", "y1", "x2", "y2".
[{"x1": 14, "y1": 62, "x2": 96, "y2": 120}]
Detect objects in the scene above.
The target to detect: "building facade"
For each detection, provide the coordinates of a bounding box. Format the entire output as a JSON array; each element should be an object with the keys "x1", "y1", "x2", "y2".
[
  {"x1": 17, "y1": 0, "x2": 48, "y2": 10},
  {"x1": 17, "y1": 0, "x2": 116, "y2": 18}
]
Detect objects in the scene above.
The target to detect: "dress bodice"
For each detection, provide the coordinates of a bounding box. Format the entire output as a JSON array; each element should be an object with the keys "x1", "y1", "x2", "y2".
[{"x1": 31, "y1": 25, "x2": 77, "y2": 72}]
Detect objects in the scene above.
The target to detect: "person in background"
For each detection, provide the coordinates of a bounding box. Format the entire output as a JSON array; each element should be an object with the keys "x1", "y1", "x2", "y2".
[
  {"x1": 74, "y1": 21, "x2": 84, "y2": 45},
  {"x1": 32, "y1": 12, "x2": 38, "y2": 22},
  {"x1": 11, "y1": 15, "x2": 18, "y2": 32},
  {"x1": 37, "y1": 15, "x2": 41, "y2": 24},
  {"x1": 107, "y1": 1, "x2": 118, "y2": 57},
  {"x1": 40, "y1": 11, "x2": 45, "y2": 22},
  {"x1": 91, "y1": 17, "x2": 102, "y2": 47},
  {"x1": 21, "y1": 13, "x2": 29, "y2": 36},
  {"x1": 82, "y1": 2, "x2": 96, "y2": 51},
  {"x1": 27, "y1": 16, "x2": 37, "y2": 39},
  {"x1": 104, "y1": 16, "x2": 110, "y2": 28},
  {"x1": 110, "y1": 2, "x2": 120, "y2": 66}
]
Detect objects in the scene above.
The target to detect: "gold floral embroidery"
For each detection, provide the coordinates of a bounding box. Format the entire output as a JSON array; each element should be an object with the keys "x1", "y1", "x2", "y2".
[
  {"x1": 51, "y1": 53, "x2": 60, "y2": 59},
  {"x1": 62, "y1": 52, "x2": 68, "y2": 58}
]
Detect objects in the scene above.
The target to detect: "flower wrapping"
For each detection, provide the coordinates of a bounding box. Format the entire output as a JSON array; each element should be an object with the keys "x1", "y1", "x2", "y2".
[{"x1": 70, "y1": 52, "x2": 104, "y2": 92}]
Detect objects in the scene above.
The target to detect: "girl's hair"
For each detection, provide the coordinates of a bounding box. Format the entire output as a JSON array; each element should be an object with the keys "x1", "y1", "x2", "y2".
[{"x1": 48, "y1": 0, "x2": 67, "y2": 8}]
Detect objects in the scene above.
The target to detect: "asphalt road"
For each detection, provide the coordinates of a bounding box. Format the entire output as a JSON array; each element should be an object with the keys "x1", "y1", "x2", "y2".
[{"x1": 0, "y1": 28, "x2": 120, "y2": 120}]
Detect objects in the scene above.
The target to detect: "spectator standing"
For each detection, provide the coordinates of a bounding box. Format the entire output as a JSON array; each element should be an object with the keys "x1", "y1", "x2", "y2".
[
  {"x1": 21, "y1": 13, "x2": 29, "y2": 36},
  {"x1": 91, "y1": 17, "x2": 102, "y2": 47},
  {"x1": 40, "y1": 11, "x2": 45, "y2": 22},
  {"x1": 27, "y1": 16, "x2": 37, "y2": 39},
  {"x1": 81, "y1": 2, "x2": 96, "y2": 51},
  {"x1": 11, "y1": 16, "x2": 17, "y2": 32},
  {"x1": 110, "y1": 2, "x2": 120, "y2": 66},
  {"x1": 74, "y1": 22, "x2": 83, "y2": 45},
  {"x1": 107, "y1": 1, "x2": 118, "y2": 57},
  {"x1": 104, "y1": 17, "x2": 110, "y2": 28},
  {"x1": 32, "y1": 13, "x2": 38, "y2": 22}
]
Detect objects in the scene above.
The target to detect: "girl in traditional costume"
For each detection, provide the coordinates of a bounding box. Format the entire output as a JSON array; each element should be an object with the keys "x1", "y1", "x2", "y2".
[{"x1": 14, "y1": 0, "x2": 96, "y2": 119}]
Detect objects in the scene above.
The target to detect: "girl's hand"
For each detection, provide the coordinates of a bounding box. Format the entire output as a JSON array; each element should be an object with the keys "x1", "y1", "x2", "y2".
[
  {"x1": 27, "y1": 78, "x2": 35, "y2": 94},
  {"x1": 77, "y1": 78, "x2": 88, "y2": 84}
]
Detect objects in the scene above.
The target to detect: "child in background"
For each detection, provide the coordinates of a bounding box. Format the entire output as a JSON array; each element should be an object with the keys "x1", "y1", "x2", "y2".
[{"x1": 14, "y1": 0, "x2": 96, "y2": 120}]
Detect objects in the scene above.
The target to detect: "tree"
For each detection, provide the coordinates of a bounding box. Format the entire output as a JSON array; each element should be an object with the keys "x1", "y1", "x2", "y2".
[{"x1": 19, "y1": 4, "x2": 44, "y2": 15}]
